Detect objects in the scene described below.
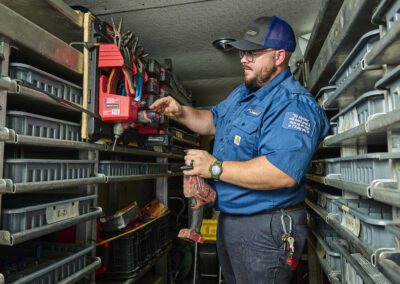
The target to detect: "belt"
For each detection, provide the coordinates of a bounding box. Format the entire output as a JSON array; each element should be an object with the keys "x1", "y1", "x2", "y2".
[{"x1": 221, "y1": 202, "x2": 305, "y2": 217}]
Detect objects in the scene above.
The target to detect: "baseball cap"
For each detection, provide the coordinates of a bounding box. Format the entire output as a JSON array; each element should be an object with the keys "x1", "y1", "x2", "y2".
[{"x1": 229, "y1": 16, "x2": 296, "y2": 52}]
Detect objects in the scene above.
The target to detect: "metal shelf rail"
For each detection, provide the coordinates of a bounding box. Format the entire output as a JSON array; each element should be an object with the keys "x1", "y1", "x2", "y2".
[
  {"x1": 307, "y1": 198, "x2": 400, "y2": 283},
  {"x1": 307, "y1": 236, "x2": 342, "y2": 284}
]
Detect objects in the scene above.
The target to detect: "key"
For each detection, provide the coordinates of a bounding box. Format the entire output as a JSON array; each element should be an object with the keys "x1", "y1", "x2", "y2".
[
  {"x1": 286, "y1": 236, "x2": 298, "y2": 270},
  {"x1": 281, "y1": 233, "x2": 290, "y2": 251},
  {"x1": 287, "y1": 236, "x2": 295, "y2": 253}
]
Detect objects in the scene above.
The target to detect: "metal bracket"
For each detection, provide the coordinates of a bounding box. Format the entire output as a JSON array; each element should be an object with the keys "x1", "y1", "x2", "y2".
[
  {"x1": 0, "y1": 179, "x2": 15, "y2": 194},
  {"x1": 324, "y1": 173, "x2": 341, "y2": 184},
  {"x1": 0, "y1": 127, "x2": 16, "y2": 143},
  {"x1": 0, "y1": 77, "x2": 19, "y2": 93},
  {"x1": 367, "y1": 179, "x2": 397, "y2": 198},
  {"x1": 371, "y1": 247, "x2": 397, "y2": 266},
  {"x1": 365, "y1": 112, "x2": 385, "y2": 132}
]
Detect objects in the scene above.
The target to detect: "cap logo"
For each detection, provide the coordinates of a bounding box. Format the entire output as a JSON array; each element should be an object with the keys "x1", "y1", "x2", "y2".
[{"x1": 246, "y1": 29, "x2": 258, "y2": 36}]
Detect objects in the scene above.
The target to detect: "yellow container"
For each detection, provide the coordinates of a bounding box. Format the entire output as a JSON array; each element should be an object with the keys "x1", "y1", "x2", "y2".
[{"x1": 200, "y1": 219, "x2": 218, "y2": 243}]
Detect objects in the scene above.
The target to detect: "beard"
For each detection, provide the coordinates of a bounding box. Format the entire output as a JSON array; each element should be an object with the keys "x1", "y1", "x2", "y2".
[{"x1": 243, "y1": 61, "x2": 277, "y2": 93}]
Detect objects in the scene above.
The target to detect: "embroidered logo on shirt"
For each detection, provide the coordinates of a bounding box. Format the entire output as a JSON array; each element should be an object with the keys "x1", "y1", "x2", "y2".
[
  {"x1": 234, "y1": 135, "x2": 241, "y2": 145},
  {"x1": 245, "y1": 105, "x2": 262, "y2": 117},
  {"x1": 282, "y1": 112, "x2": 314, "y2": 136}
]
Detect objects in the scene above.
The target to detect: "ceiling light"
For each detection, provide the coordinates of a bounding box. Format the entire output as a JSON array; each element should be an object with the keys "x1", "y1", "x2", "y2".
[{"x1": 212, "y1": 38, "x2": 235, "y2": 51}]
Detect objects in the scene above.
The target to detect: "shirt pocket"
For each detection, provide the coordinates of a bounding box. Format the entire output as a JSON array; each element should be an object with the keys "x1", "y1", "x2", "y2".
[{"x1": 230, "y1": 117, "x2": 259, "y2": 158}]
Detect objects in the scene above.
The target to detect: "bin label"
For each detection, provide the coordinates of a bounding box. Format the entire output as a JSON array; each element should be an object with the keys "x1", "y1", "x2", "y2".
[
  {"x1": 341, "y1": 212, "x2": 360, "y2": 237},
  {"x1": 46, "y1": 202, "x2": 79, "y2": 224}
]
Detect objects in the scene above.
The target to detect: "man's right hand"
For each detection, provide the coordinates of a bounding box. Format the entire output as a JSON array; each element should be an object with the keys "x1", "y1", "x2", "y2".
[{"x1": 149, "y1": 96, "x2": 183, "y2": 118}]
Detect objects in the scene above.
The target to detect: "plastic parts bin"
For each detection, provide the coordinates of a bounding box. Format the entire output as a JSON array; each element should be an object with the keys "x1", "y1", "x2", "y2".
[
  {"x1": 330, "y1": 90, "x2": 385, "y2": 134},
  {"x1": 99, "y1": 161, "x2": 142, "y2": 176},
  {"x1": 0, "y1": 242, "x2": 93, "y2": 283},
  {"x1": 4, "y1": 159, "x2": 94, "y2": 183},
  {"x1": 1, "y1": 194, "x2": 96, "y2": 234},
  {"x1": 314, "y1": 230, "x2": 341, "y2": 272},
  {"x1": 324, "y1": 153, "x2": 391, "y2": 184},
  {"x1": 145, "y1": 163, "x2": 169, "y2": 175},
  {"x1": 371, "y1": 0, "x2": 400, "y2": 32},
  {"x1": 326, "y1": 30, "x2": 381, "y2": 109},
  {"x1": 332, "y1": 199, "x2": 397, "y2": 248},
  {"x1": 375, "y1": 64, "x2": 400, "y2": 111},
  {"x1": 7, "y1": 111, "x2": 81, "y2": 141},
  {"x1": 9, "y1": 63, "x2": 83, "y2": 105}
]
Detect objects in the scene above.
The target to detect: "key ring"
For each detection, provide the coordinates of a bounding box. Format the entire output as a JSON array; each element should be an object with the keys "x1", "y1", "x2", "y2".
[{"x1": 280, "y1": 209, "x2": 292, "y2": 235}]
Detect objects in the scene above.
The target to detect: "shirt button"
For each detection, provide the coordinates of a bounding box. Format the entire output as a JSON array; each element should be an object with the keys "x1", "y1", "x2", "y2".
[
  {"x1": 241, "y1": 122, "x2": 245, "y2": 126},
  {"x1": 228, "y1": 120, "x2": 231, "y2": 123}
]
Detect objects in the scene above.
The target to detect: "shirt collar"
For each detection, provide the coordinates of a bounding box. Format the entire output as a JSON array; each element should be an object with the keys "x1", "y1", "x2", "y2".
[{"x1": 240, "y1": 68, "x2": 292, "y2": 101}]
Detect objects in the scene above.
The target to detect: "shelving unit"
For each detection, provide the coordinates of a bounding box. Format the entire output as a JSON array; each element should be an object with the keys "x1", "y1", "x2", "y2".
[
  {"x1": 305, "y1": 0, "x2": 400, "y2": 283},
  {"x1": 0, "y1": 2, "x2": 196, "y2": 283}
]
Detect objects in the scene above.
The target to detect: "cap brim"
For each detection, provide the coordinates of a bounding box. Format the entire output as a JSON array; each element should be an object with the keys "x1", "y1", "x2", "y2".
[{"x1": 227, "y1": 39, "x2": 265, "y2": 51}]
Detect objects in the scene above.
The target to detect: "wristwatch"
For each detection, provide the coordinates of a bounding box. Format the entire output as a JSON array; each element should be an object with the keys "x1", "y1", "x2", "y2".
[{"x1": 209, "y1": 160, "x2": 223, "y2": 181}]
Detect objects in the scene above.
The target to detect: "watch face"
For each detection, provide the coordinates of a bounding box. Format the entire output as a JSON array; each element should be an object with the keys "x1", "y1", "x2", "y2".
[{"x1": 211, "y1": 164, "x2": 221, "y2": 175}]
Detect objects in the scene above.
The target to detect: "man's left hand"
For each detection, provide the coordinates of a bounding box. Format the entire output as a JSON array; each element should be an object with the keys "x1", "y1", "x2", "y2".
[{"x1": 183, "y1": 149, "x2": 216, "y2": 178}]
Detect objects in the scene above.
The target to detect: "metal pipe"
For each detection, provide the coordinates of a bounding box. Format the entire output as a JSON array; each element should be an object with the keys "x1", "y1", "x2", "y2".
[
  {"x1": 306, "y1": 199, "x2": 376, "y2": 258},
  {"x1": 13, "y1": 176, "x2": 106, "y2": 193},
  {"x1": 332, "y1": 240, "x2": 392, "y2": 284},
  {"x1": 325, "y1": 178, "x2": 369, "y2": 197},
  {"x1": 377, "y1": 251, "x2": 400, "y2": 284},
  {"x1": 107, "y1": 173, "x2": 174, "y2": 183},
  {"x1": 58, "y1": 257, "x2": 101, "y2": 284},
  {"x1": 112, "y1": 145, "x2": 184, "y2": 159},
  {"x1": 0, "y1": 207, "x2": 102, "y2": 245},
  {"x1": 15, "y1": 134, "x2": 106, "y2": 150}
]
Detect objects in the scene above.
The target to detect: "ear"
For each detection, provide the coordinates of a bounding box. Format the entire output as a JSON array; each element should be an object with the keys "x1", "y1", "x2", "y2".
[{"x1": 274, "y1": 49, "x2": 287, "y2": 66}]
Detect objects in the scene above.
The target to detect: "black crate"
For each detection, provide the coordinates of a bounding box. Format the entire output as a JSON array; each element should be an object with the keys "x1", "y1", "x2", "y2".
[
  {"x1": 108, "y1": 231, "x2": 141, "y2": 274},
  {"x1": 138, "y1": 226, "x2": 155, "y2": 264},
  {"x1": 157, "y1": 216, "x2": 170, "y2": 249}
]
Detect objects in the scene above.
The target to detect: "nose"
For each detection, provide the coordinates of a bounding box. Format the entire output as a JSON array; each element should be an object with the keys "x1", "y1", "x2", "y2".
[{"x1": 240, "y1": 55, "x2": 250, "y2": 64}]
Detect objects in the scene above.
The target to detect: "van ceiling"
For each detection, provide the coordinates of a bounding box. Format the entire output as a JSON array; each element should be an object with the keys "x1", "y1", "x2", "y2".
[{"x1": 64, "y1": 0, "x2": 323, "y2": 107}]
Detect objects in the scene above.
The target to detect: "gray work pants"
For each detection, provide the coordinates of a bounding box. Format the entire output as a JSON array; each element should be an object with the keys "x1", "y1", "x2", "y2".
[{"x1": 216, "y1": 208, "x2": 307, "y2": 284}]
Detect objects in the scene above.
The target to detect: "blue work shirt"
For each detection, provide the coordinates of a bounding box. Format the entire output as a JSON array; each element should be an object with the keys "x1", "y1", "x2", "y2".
[{"x1": 211, "y1": 69, "x2": 330, "y2": 214}]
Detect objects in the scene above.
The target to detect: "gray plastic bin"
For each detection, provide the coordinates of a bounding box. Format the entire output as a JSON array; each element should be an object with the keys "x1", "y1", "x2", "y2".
[
  {"x1": 314, "y1": 189, "x2": 342, "y2": 215},
  {"x1": 99, "y1": 161, "x2": 143, "y2": 176},
  {"x1": 342, "y1": 256, "x2": 364, "y2": 284},
  {"x1": 145, "y1": 163, "x2": 169, "y2": 175},
  {"x1": 7, "y1": 111, "x2": 81, "y2": 141},
  {"x1": 326, "y1": 30, "x2": 381, "y2": 109},
  {"x1": 0, "y1": 242, "x2": 93, "y2": 283},
  {"x1": 1, "y1": 194, "x2": 96, "y2": 234},
  {"x1": 376, "y1": 64, "x2": 400, "y2": 110},
  {"x1": 315, "y1": 230, "x2": 341, "y2": 272},
  {"x1": 330, "y1": 90, "x2": 385, "y2": 134},
  {"x1": 330, "y1": 30, "x2": 380, "y2": 88},
  {"x1": 332, "y1": 199, "x2": 397, "y2": 248},
  {"x1": 4, "y1": 159, "x2": 94, "y2": 183},
  {"x1": 9, "y1": 63, "x2": 83, "y2": 105},
  {"x1": 371, "y1": 0, "x2": 400, "y2": 33},
  {"x1": 324, "y1": 154, "x2": 391, "y2": 185}
]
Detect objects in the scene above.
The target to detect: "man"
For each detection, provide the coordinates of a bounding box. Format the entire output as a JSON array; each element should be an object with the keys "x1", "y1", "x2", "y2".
[{"x1": 151, "y1": 16, "x2": 329, "y2": 283}]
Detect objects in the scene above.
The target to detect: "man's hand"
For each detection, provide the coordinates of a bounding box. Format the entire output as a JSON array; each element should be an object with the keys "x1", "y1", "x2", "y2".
[
  {"x1": 149, "y1": 96, "x2": 183, "y2": 118},
  {"x1": 183, "y1": 149, "x2": 216, "y2": 178}
]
